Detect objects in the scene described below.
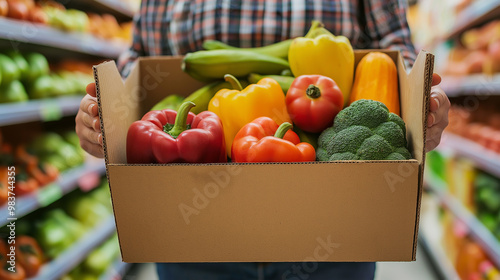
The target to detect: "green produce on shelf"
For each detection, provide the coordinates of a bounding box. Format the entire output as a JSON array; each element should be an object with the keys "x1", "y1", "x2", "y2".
[
  {"x1": 0, "y1": 80, "x2": 29, "y2": 103},
  {"x1": 66, "y1": 193, "x2": 111, "y2": 229},
  {"x1": 29, "y1": 75, "x2": 54, "y2": 99},
  {"x1": 83, "y1": 234, "x2": 119, "y2": 275},
  {"x1": 7, "y1": 51, "x2": 29, "y2": 82},
  {"x1": 24, "y1": 52, "x2": 50, "y2": 85},
  {"x1": 427, "y1": 150, "x2": 447, "y2": 180},
  {"x1": 29, "y1": 133, "x2": 85, "y2": 171},
  {"x1": 0, "y1": 54, "x2": 20, "y2": 86},
  {"x1": 36, "y1": 209, "x2": 85, "y2": 258},
  {"x1": 89, "y1": 180, "x2": 112, "y2": 211},
  {"x1": 475, "y1": 172, "x2": 500, "y2": 212}
]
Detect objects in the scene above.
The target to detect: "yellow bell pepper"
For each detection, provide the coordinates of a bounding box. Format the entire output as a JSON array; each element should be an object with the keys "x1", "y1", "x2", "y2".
[
  {"x1": 209, "y1": 74, "x2": 292, "y2": 157},
  {"x1": 288, "y1": 21, "x2": 355, "y2": 105}
]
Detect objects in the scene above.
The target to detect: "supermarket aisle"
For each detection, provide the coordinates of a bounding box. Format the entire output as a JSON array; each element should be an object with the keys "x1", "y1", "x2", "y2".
[{"x1": 126, "y1": 246, "x2": 440, "y2": 280}]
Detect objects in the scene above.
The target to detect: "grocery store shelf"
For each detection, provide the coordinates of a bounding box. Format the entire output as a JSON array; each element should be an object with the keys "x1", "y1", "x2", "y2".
[
  {"x1": 66, "y1": 0, "x2": 136, "y2": 22},
  {"x1": 419, "y1": 226, "x2": 460, "y2": 280},
  {"x1": 99, "y1": 259, "x2": 132, "y2": 280},
  {"x1": 424, "y1": 172, "x2": 500, "y2": 268},
  {"x1": 445, "y1": 0, "x2": 500, "y2": 40},
  {"x1": 0, "y1": 159, "x2": 106, "y2": 227},
  {"x1": 441, "y1": 74, "x2": 500, "y2": 97},
  {"x1": 29, "y1": 215, "x2": 116, "y2": 280},
  {"x1": 439, "y1": 132, "x2": 500, "y2": 178},
  {"x1": 0, "y1": 17, "x2": 127, "y2": 59},
  {"x1": 0, "y1": 96, "x2": 84, "y2": 126}
]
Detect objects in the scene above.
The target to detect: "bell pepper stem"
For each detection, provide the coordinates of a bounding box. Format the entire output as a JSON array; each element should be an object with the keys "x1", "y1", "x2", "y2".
[
  {"x1": 306, "y1": 85, "x2": 321, "y2": 99},
  {"x1": 274, "y1": 122, "x2": 293, "y2": 139},
  {"x1": 224, "y1": 74, "x2": 243, "y2": 91},
  {"x1": 167, "y1": 101, "x2": 196, "y2": 138},
  {"x1": 305, "y1": 20, "x2": 324, "y2": 38}
]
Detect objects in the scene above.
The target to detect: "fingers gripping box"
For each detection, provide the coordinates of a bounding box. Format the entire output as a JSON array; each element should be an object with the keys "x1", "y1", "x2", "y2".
[{"x1": 94, "y1": 50, "x2": 434, "y2": 263}]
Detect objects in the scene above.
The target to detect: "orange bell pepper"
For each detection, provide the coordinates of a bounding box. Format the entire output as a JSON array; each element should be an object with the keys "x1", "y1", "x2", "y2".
[{"x1": 231, "y1": 117, "x2": 316, "y2": 162}]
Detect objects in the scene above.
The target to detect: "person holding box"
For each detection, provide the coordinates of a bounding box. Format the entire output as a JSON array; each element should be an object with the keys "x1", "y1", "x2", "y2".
[{"x1": 76, "y1": 0, "x2": 450, "y2": 279}]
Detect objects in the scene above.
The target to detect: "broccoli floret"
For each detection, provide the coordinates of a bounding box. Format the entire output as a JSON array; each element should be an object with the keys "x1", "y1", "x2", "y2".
[
  {"x1": 394, "y1": 147, "x2": 412, "y2": 159},
  {"x1": 388, "y1": 112, "x2": 406, "y2": 135},
  {"x1": 333, "y1": 99, "x2": 389, "y2": 132},
  {"x1": 316, "y1": 148, "x2": 330, "y2": 161},
  {"x1": 317, "y1": 126, "x2": 336, "y2": 149},
  {"x1": 385, "y1": 153, "x2": 406, "y2": 160},
  {"x1": 356, "y1": 135, "x2": 393, "y2": 160},
  {"x1": 327, "y1": 126, "x2": 373, "y2": 154},
  {"x1": 373, "y1": 121, "x2": 406, "y2": 148},
  {"x1": 329, "y1": 152, "x2": 359, "y2": 161},
  {"x1": 317, "y1": 100, "x2": 412, "y2": 161}
]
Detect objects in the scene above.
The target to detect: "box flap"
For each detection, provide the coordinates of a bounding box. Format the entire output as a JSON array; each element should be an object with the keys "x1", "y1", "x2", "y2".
[
  {"x1": 94, "y1": 61, "x2": 134, "y2": 165},
  {"x1": 400, "y1": 50, "x2": 434, "y2": 164}
]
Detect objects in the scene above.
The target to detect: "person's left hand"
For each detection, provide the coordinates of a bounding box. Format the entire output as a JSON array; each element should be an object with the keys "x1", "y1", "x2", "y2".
[{"x1": 426, "y1": 73, "x2": 450, "y2": 152}]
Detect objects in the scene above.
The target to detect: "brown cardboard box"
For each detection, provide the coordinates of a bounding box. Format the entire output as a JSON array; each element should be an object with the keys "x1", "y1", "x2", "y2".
[{"x1": 94, "y1": 50, "x2": 434, "y2": 263}]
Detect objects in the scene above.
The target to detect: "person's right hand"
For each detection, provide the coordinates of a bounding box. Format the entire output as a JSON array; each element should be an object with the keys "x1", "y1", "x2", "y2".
[{"x1": 75, "y1": 83, "x2": 104, "y2": 158}]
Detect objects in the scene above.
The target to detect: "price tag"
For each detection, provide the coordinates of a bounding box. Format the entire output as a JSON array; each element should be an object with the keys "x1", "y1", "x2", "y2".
[
  {"x1": 40, "y1": 101, "x2": 62, "y2": 122},
  {"x1": 38, "y1": 184, "x2": 63, "y2": 207},
  {"x1": 78, "y1": 171, "x2": 101, "y2": 192}
]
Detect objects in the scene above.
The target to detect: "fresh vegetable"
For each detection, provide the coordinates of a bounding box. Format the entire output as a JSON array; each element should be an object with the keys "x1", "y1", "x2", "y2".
[
  {"x1": 24, "y1": 52, "x2": 50, "y2": 85},
  {"x1": 349, "y1": 52, "x2": 400, "y2": 115},
  {"x1": 29, "y1": 133, "x2": 84, "y2": 171},
  {"x1": 14, "y1": 169, "x2": 39, "y2": 196},
  {"x1": 285, "y1": 75, "x2": 344, "y2": 133},
  {"x1": 288, "y1": 21, "x2": 354, "y2": 105},
  {"x1": 209, "y1": 74, "x2": 292, "y2": 157},
  {"x1": 0, "y1": 240, "x2": 25, "y2": 280},
  {"x1": 7, "y1": 52, "x2": 29, "y2": 82},
  {"x1": 127, "y1": 101, "x2": 227, "y2": 163},
  {"x1": 293, "y1": 127, "x2": 320, "y2": 150},
  {"x1": 317, "y1": 99, "x2": 411, "y2": 161},
  {"x1": 182, "y1": 81, "x2": 232, "y2": 114},
  {"x1": 247, "y1": 73, "x2": 294, "y2": 93},
  {"x1": 0, "y1": 54, "x2": 20, "y2": 86},
  {"x1": 232, "y1": 117, "x2": 316, "y2": 162},
  {"x1": 150, "y1": 94, "x2": 184, "y2": 111},
  {"x1": 66, "y1": 193, "x2": 111, "y2": 228},
  {"x1": 36, "y1": 209, "x2": 85, "y2": 258},
  {"x1": 0, "y1": 166, "x2": 9, "y2": 205},
  {"x1": 0, "y1": 80, "x2": 29, "y2": 103},
  {"x1": 182, "y1": 49, "x2": 290, "y2": 81},
  {"x1": 82, "y1": 235, "x2": 119, "y2": 275},
  {"x1": 202, "y1": 39, "x2": 293, "y2": 59},
  {"x1": 15, "y1": 236, "x2": 44, "y2": 277}
]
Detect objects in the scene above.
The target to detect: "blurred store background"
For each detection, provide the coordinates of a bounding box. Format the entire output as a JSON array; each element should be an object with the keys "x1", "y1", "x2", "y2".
[{"x1": 0, "y1": 0, "x2": 498, "y2": 279}]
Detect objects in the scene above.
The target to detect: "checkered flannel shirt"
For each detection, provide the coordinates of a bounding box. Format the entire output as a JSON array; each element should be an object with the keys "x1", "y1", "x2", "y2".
[{"x1": 117, "y1": 0, "x2": 417, "y2": 77}]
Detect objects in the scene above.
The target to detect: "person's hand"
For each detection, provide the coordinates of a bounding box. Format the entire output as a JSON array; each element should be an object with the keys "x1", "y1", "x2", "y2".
[
  {"x1": 75, "y1": 83, "x2": 104, "y2": 158},
  {"x1": 426, "y1": 73, "x2": 450, "y2": 152}
]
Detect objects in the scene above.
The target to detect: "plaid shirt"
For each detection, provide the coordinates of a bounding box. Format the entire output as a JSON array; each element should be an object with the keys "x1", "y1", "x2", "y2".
[{"x1": 118, "y1": 0, "x2": 417, "y2": 76}]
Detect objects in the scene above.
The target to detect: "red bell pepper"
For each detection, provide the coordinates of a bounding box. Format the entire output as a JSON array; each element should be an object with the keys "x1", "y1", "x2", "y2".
[
  {"x1": 15, "y1": 236, "x2": 44, "y2": 277},
  {"x1": 0, "y1": 239, "x2": 26, "y2": 280},
  {"x1": 231, "y1": 117, "x2": 316, "y2": 162},
  {"x1": 127, "y1": 101, "x2": 227, "y2": 163},
  {"x1": 285, "y1": 75, "x2": 344, "y2": 133}
]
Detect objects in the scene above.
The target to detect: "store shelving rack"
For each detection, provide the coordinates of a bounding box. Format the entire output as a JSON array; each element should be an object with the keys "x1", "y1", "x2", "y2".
[
  {"x1": 439, "y1": 133, "x2": 500, "y2": 178},
  {"x1": 28, "y1": 216, "x2": 116, "y2": 280},
  {"x1": 0, "y1": 17, "x2": 127, "y2": 59},
  {"x1": 445, "y1": 0, "x2": 500, "y2": 40},
  {"x1": 424, "y1": 171, "x2": 500, "y2": 269},
  {"x1": 0, "y1": 1, "x2": 137, "y2": 278},
  {"x1": 0, "y1": 96, "x2": 85, "y2": 126},
  {"x1": 441, "y1": 74, "x2": 500, "y2": 97},
  {"x1": 0, "y1": 160, "x2": 106, "y2": 227}
]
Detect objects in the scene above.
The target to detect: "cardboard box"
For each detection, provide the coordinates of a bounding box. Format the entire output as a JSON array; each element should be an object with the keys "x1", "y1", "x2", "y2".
[{"x1": 94, "y1": 50, "x2": 434, "y2": 263}]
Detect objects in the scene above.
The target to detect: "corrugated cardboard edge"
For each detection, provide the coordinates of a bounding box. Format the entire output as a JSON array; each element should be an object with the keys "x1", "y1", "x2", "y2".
[
  {"x1": 93, "y1": 61, "x2": 125, "y2": 262},
  {"x1": 411, "y1": 51, "x2": 434, "y2": 260}
]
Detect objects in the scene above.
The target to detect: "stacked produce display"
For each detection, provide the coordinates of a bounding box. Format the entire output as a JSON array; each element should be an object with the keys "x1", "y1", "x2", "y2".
[
  {"x1": 128, "y1": 21, "x2": 413, "y2": 165},
  {"x1": 409, "y1": 0, "x2": 500, "y2": 277},
  {"x1": 0, "y1": 0, "x2": 135, "y2": 279},
  {"x1": 0, "y1": 177, "x2": 117, "y2": 279},
  {"x1": 0, "y1": 51, "x2": 94, "y2": 103},
  {"x1": 0, "y1": 0, "x2": 132, "y2": 44}
]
